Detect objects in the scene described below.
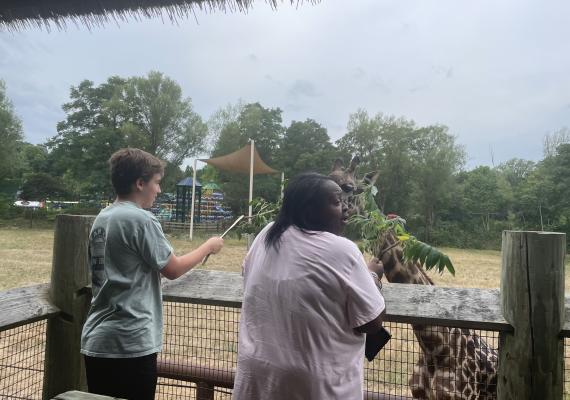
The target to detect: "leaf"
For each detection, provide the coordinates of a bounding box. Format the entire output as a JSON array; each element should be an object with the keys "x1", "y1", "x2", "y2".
[{"x1": 425, "y1": 249, "x2": 440, "y2": 271}]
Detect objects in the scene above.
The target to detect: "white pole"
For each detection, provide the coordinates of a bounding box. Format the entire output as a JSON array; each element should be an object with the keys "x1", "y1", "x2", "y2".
[
  {"x1": 280, "y1": 171, "x2": 285, "y2": 199},
  {"x1": 189, "y1": 158, "x2": 197, "y2": 241},
  {"x1": 249, "y1": 139, "x2": 254, "y2": 220}
]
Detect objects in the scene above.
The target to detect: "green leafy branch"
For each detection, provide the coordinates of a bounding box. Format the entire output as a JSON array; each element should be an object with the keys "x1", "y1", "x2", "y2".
[
  {"x1": 348, "y1": 185, "x2": 455, "y2": 275},
  {"x1": 235, "y1": 197, "x2": 281, "y2": 238}
]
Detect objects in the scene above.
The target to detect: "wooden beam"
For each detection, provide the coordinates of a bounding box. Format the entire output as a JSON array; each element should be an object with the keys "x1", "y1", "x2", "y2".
[
  {"x1": 43, "y1": 215, "x2": 94, "y2": 400},
  {"x1": 0, "y1": 283, "x2": 59, "y2": 332},
  {"x1": 52, "y1": 390, "x2": 123, "y2": 399},
  {"x1": 162, "y1": 269, "x2": 512, "y2": 331},
  {"x1": 156, "y1": 358, "x2": 411, "y2": 400},
  {"x1": 498, "y1": 231, "x2": 565, "y2": 400}
]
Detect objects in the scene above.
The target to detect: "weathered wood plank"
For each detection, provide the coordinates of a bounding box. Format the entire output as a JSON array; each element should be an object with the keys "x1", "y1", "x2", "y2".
[
  {"x1": 0, "y1": 283, "x2": 60, "y2": 332},
  {"x1": 498, "y1": 231, "x2": 565, "y2": 400},
  {"x1": 562, "y1": 296, "x2": 570, "y2": 336},
  {"x1": 43, "y1": 215, "x2": 94, "y2": 400},
  {"x1": 52, "y1": 390, "x2": 123, "y2": 399},
  {"x1": 381, "y1": 283, "x2": 511, "y2": 331},
  {"x1": 162, "y1": 269, "x2": 512, "y2": 331},
  {"x1": 162, "y1": 269, "x2": 243, "y2": 307}
]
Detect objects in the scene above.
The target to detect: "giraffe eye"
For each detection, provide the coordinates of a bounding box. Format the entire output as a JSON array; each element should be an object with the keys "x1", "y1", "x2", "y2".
[{"x1": 341, "y1": 183, "x2": 354, "y2": 193}]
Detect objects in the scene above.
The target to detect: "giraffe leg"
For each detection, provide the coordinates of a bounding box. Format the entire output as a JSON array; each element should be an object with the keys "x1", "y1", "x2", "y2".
[{"x1": 410, "y1": 353, "x2": 431, "y2": 399}]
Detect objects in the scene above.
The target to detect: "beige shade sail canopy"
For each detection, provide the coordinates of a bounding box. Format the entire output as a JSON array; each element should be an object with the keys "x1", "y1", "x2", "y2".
[{"x1": 200, "y1": 143, "x2": 278, "y2": 175}]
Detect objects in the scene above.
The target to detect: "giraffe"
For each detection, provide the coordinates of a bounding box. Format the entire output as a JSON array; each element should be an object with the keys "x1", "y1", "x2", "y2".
[{"x1": 329, "y1": 157, "x2": 498, "y2": 400}]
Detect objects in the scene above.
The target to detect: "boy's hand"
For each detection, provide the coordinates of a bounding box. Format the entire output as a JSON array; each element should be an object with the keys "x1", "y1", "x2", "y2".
[
  {"x1": 206, "y1": 237, "x2": 224, "y2": 254},
  {"x1": 367, "y1": 257, "x2": 384, "y2": 279}
]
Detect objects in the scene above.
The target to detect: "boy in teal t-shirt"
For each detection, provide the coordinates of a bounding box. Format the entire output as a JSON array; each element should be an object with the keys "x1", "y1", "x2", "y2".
[{"x1": 81, "y1": 148, "x2": 224, "y2": 400}]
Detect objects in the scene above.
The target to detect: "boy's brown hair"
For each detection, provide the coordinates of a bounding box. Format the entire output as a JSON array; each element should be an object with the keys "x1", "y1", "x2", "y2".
[{"x1": 109, "y1": 148, "x2": 165, "y2": 195}]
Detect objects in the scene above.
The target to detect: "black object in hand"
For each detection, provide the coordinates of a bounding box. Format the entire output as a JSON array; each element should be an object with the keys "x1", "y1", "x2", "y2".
[{"x1": 365, "y1": 326, "x2": 391, "y2": 362}]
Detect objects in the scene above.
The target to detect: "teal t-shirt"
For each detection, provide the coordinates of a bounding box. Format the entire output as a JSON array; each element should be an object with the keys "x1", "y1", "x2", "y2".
[{"x1": 81, "y1": 201, "x2": 173, "y2": 358}]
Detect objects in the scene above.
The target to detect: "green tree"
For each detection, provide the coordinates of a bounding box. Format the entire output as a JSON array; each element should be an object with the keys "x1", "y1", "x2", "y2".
[
  {"x1": 410, "y1": 125, "x2": 465, "y2": 241},
  {"x1": 47, "y1": 72, "x2": 208, "y2": 197},
  {"x1": 47, "y1": 78, "x2": 128, "y2": 196},
  {"x1": 496, "y1": 158, "x2": 535, "y2": 226},
  {"x1": 336, "y1": 109, "x2": 384, "y2": 172},
  {"x1": 207, "y1": 100, "x2": 245, "y2": 151},
  {"x1": 160, "y1": 162, "x2": 185, "y2": 194},
  {"x1": 197, "y1": 165, "x2": 220, "y2": 184},
  {"x1": 527, "y1": 144, "x2": 570, "y2": 233},
  {"x1": 19, "y1": 143, "x2": 50, "y2": 175},
  {"x1": 337, "y1": 111, "x2": 420, "y2": 216},
  {"x1": 543, "y1": 127, "x2": 570, "y2": 158},
  {"x1": 20, "y1": 172, "x2": 71, "y2": 200},
  {"x1": 460, "y1": 166, "x2": 509, "y2": 231},
  {"x1": 278, "y1": 119, "x2": 337, "y2": 177},
  {"x1": 125, "y1": 71, "x2": 208, "y2": 165},
  {"x1": 0, "y1": 81, "x2": 24, "y2": 182}
]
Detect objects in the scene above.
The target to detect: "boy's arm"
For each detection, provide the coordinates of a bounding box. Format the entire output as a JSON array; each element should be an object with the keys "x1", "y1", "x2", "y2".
[{"x1": 161, "y1": 237, "x2": 224, "y2": 280}]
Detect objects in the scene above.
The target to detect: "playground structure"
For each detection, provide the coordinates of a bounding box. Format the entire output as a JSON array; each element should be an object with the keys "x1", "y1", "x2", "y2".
[{"x1": 0, "y1": 214, "x2": 567, "y2": 400}]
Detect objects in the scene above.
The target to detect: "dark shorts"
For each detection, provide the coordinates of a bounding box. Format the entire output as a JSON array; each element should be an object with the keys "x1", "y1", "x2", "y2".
[{"x1": 84, "y1": 353, "x2": 157, "y2": 400}]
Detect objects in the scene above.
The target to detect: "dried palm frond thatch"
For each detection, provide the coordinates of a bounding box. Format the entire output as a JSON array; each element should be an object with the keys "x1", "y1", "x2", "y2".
[{"x1": 0, "y1": 0, "x2": 318, "y2": 32}]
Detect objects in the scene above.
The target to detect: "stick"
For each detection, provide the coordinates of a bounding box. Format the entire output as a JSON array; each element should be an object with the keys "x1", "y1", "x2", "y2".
[{"x1": 202, "y1": 215, "x2": 245, "y2": 265}]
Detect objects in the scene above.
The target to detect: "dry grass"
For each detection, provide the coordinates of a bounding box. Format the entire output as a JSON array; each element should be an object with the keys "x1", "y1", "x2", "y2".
[
  {"x1": 0, "y1": 227, "x2": 54, "y2": 291},
  {"x1": 1, "y1": 227, "x2": 569, "y2": 290},
  {"x1": 0, "y1": 228, "x2": 249, "y2": 291}
]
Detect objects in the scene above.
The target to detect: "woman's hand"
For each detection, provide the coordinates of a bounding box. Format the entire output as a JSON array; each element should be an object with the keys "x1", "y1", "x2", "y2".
[{"x1": 367, "y1": 257, "x2": 384, "y2": 280}]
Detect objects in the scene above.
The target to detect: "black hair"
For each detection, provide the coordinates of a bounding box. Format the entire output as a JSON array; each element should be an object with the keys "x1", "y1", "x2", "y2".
[{"x1": 264, "y1": 172, "x2": 338, "y2": 250}]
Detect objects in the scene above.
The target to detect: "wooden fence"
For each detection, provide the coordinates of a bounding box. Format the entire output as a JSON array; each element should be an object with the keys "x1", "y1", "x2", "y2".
[
  {"x1": 0, "y1": 214, "x2": 567, "y2": 399},
  {"x1": 160, "y1": 220, "x2": 230, "y2": 234}
]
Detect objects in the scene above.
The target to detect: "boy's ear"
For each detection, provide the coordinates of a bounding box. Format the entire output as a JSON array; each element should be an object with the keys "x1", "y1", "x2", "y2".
[{"x1": 135, "y1": 178, "x2": 145, "y2": 192}]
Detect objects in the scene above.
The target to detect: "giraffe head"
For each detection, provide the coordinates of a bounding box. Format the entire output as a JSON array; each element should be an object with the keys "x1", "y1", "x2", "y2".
[
  {"x1": 328, "y1": 157, "x2": 432, "y2": 285},
  {"x1": 329, "y1": 156, "x2": 380, "y2": 216},
  {"x1": 329, "y1": 156, "x2": 361, "y2": 217}
]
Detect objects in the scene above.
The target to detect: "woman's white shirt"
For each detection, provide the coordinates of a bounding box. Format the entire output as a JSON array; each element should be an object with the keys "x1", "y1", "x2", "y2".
[{"x1": 233, "y1": 223, "x2": 385, "y2": 400}]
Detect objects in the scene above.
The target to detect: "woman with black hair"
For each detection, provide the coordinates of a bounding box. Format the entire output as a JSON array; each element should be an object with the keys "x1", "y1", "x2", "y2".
[{"x1": 232, "y1": 172, "x2": 386, "y2": 400}]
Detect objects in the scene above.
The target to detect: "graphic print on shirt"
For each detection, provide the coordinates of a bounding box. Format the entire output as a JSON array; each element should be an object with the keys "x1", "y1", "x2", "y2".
[{"x1": 90, "y1": 227, "x2": 106, "y2": 291}]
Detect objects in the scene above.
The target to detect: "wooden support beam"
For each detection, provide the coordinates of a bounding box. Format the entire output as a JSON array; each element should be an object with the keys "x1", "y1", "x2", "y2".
[
  {"x1": 43, "y1": 215, "x2": 94, "y2": 400},
  {"x1": 498, "y1": 231, "x2": 566, "y2": 400}
]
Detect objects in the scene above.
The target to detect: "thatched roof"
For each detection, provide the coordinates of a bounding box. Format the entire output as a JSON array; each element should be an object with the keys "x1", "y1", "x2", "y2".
[{"x1": 0, "y1": 0, "x2": 314, "y2": 31}]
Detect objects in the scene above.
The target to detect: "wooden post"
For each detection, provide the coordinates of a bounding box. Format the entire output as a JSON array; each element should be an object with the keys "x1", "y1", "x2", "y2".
[
  {"x1": 498, "y1": 231, "x2": 566, "y2": 400},
  {"x1": 43, "y1": 215, "x2": 94, "y2": 400},
  {"x1": 196, "y1": 382, "x2": 215, "y2": 400}
]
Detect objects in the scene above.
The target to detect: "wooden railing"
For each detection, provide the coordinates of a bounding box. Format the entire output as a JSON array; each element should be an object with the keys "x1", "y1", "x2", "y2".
[
  {"x1": 0, "y1": 215, "x2": 567, "y2": 400},
  {"x1": 160, "y1": 220, "x2": 230, "y2": 234}
]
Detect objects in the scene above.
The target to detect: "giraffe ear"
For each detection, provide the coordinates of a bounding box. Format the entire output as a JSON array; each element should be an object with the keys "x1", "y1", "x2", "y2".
[
  {"x1": 332, "y1": 158, "x2": 344, "y2": 171},
  {"x1": 348, "y1": 156, "x2": 360, "y2": 173},
  {"x1": 364, "y1": 171, "x2": 380, "y2": 186}
]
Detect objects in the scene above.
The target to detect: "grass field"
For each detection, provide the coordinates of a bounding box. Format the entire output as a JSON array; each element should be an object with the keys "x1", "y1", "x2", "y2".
[{"x1": 1, "y1": 226, "x2": 569, "y2": 291}]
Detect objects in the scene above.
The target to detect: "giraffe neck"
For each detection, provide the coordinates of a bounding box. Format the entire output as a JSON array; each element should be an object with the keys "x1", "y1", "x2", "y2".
[{"x1": 379, "y1": 232, "x2": 434, "y2": 286}]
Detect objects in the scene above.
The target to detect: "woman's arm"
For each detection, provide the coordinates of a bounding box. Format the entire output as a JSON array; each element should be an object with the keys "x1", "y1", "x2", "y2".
[{"x1": 355, "y1": 309, "x2": 386, "y2": 334}]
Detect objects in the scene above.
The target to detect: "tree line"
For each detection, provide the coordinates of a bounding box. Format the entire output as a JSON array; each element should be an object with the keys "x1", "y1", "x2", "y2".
[{"x1": 1, "y1": 73, "x2": 568, "y2": 249}]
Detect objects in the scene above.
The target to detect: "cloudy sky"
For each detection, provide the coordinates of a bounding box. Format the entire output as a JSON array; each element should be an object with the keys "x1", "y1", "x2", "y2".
[{"x1": 1, "y1": 0, "x2": 569, "y2": 168}]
